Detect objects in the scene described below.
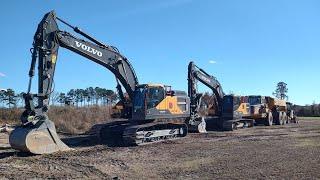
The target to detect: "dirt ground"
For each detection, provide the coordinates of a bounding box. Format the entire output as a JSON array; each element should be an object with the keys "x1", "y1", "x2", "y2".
[{"x1": 0, "y1": 119, "x2": 319, "y2": 179}]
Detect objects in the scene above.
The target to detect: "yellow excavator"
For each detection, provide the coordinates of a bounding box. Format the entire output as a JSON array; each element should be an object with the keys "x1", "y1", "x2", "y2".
[
  {"x1": 187, "y1": 62, "x2": 254, "y2": 131},
  {"x1": 9, "y1": 11, "x2": 190, "y2": 154}
]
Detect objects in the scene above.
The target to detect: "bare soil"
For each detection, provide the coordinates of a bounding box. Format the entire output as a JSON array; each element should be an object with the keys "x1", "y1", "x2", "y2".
[{"x1": 0, "y1": 119, "x2": 319, "y2": 179}]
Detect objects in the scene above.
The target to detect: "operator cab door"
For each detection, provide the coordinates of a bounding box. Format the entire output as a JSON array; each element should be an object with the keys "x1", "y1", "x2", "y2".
[
  {"x1": 222, "y1": 95, "x2": 242, "y2": 120},
  {"x1": 222, "y1": 95, "x2": 235, "y2": 119},
  {"x1": 132, "y1": 87, "x2": 147, "y2": 120}
]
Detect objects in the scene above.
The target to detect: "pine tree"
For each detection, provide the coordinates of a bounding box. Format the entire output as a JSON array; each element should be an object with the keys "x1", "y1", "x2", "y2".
[
  {"x1": 58, "y1": 93, "x2": 66, "y2": 106},
  {"x1": 3, "y1": 89, "x2": 17, "y2": 108},
  {"x1": 273, "y1": 82, "x2": 288, "y2": 100},
  {"x1": 0, "y1": 90, "x2": 6, "y2": 107}
]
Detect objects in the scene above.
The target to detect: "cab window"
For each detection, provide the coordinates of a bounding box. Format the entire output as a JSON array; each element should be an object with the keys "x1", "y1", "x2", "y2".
[
  {"x1": 248, "y1": 97, "x2": 261, "y2": 105},
  {"x1": 147, "y1": 87, "x2": 165, "y2": 109}
]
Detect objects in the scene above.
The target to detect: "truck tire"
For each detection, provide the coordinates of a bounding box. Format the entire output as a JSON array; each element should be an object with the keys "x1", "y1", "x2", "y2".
[
  {"x1": 265, "y1": 112, "x2": 273, "y2": 126},
  {"x1": 293, "y1": 117, "x2": 298, "y2": 123},
  {"x1": 275, "y1": 112, "x2": 281, "y2": 125},
  {"x1": 282, "y1": 112, "x2": 287, "y2": 125}
]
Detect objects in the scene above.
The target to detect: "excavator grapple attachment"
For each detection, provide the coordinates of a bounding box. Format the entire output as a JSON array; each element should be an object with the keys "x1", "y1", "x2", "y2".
[{"x1": 9, "y1": 119, "x2": 70, "y2": 154}]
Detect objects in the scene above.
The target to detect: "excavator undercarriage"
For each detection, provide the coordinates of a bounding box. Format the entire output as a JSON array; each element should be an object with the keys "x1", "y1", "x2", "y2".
[{"x1": 99, "y1": 120, "x2": 188, "y2": 146}]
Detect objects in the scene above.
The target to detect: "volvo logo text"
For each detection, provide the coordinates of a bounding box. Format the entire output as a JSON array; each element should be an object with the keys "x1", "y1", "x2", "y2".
[{"x1": 75, "y1": 41, "x2": 102, "y2": 57}]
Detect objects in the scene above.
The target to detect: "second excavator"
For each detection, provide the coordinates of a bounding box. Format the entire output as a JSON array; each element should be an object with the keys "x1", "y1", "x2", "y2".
[
  {"x1": 9, "y1": 11, "x2": 190, "y2": 154},
  {"x1": 187, "y1": 61, "x2": 254, "y2": 131}
]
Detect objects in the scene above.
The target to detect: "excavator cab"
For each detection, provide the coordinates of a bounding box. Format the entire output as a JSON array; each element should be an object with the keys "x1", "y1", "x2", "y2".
[
  {"x1": 131, "y1": 84, "x2": 189, "y2": 121},
  {"x1": 222, "y1": 95, "x2": 239, "y2": 119},
  {"x1": 222, "y1": 95, "x2": 250, "y2": 119},
  {"x1": 132, "y1": 84, "x2": 190, "y2": 121}
]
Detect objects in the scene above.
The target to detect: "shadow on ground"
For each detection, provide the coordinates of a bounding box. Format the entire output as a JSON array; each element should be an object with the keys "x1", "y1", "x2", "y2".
[
  {"x1": 0, "y1": 151, "x2": 33, "y2": 159},
  {"x1": 62, "y1": 120, "x2": 132, "y2": 148}
]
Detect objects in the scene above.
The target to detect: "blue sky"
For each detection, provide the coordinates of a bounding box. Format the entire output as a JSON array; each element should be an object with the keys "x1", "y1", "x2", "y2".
[{"x1": 0, "y1": 0, "x2": 319, "y2": 105}]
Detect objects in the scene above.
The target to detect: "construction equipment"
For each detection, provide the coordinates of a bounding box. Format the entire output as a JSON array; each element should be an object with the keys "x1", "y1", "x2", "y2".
[
  {"x1": 9, "y1": 11, "x2": 189, "y2": 154},
  {"x1": 243, "y1": 95, "x2": 288, "y2": 126},
  {"x1": 286, "y1": 102, "x2": 298, "y2": 123},
  {"x1": 187, "y1": 62, "x2": 254, "y2": 131}
]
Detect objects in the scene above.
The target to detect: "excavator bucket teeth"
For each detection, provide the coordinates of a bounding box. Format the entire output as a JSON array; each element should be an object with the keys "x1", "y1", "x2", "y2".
[{"x1": 9, "y1": 119, "x2": 71, "y2": 155}]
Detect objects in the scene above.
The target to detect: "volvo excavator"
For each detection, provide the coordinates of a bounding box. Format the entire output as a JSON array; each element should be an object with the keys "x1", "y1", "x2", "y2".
[
  {"x1": 188, "y1": 62, "x2": 254, "y2": 131},
  {"x1": 9, "y1": 11, "x2": 190, "y2": 154}
]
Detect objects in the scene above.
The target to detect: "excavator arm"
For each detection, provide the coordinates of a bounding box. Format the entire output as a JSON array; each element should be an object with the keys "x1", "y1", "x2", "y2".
[
  {"x1": 27, "y1": 11, "x2": 138, "y2": 117},
  {"x1": 188, "y1": 61, "x2": 224, "y2": 117},
  {"x1": 10, "y1": 11, "x2": 139, "y2": 154},
  {"x1": 187, "y1": 61, "x2": 224, "y2": 132}
]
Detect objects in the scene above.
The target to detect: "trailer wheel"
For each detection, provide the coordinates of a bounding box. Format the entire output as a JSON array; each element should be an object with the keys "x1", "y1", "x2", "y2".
[{"x1": 265, "y1": 112, "x2": 273, "y2": 126}]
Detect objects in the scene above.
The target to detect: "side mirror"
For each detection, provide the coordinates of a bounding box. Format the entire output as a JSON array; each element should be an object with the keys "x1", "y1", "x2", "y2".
[{"x1": 166, "y1": 91, "x2": 175, "y2": 96}]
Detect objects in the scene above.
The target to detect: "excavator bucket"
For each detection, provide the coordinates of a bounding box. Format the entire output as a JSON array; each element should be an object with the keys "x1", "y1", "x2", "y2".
[
  {"x1": 188, "y1": 117, "x2": 207, "y2": 133},
  {"x1": 9, "y1": 119, "x2": 71, "y2": 154}
]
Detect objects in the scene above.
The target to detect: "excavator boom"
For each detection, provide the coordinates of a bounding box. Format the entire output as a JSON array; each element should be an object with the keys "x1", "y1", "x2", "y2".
[{"x1": 10, "y1": 11, "x2": 139, "y2": 154}]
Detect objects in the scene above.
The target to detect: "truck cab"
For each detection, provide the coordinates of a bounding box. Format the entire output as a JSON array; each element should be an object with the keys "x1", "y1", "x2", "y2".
[{"x1": 247, "y1": 95, "x2": 270, "y2": 118}]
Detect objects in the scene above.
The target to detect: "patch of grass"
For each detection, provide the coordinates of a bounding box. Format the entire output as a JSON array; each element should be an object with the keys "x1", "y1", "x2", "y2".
[
  {"x1": 49, "y1": 106, "x2": 114, "y2": 134},
  {"x1": 298, "y1": 117, "x2": 320, "y2": 120},
  {"x1": 296, "y1": 138, "x2": 320, "y2": 147}
]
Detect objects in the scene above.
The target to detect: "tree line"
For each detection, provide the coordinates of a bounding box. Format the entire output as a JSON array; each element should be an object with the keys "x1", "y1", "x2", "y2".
[
  {"x1": 1, "y1": 87, "x2": 319, "y2": 117},
  {"x1": 294, "y1": 103, "x2": 320, "y2": 117},
  {"x1": 0, "y1": 87, "x2": 118, "y2": 108}
]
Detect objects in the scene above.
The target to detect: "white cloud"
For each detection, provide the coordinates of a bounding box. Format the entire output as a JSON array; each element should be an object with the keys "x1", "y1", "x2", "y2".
[
  {"x1": 0, "y1": 72, "x2": 6, "y2": 77},
  {"x1": 209, "y1": 60, "x2": 217, "y2": 64}
]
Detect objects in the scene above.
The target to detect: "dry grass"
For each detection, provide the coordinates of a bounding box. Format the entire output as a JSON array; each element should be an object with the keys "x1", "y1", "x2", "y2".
[
  {"x1": 298, "y1": 117, "x2": 320, "y2": 120},
  {"x1": 48, "y1": 106, "x2": 114, "y2": 134},
  {"x1": 0, "y1": 106, "x2": 114, "y2": 134},
  {"x1": 0, "y1": 108, "x2": 22, "y2": 125}
]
